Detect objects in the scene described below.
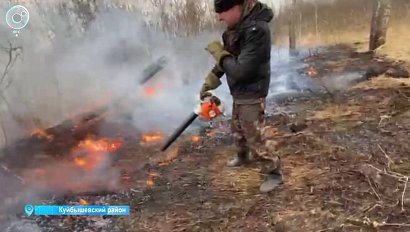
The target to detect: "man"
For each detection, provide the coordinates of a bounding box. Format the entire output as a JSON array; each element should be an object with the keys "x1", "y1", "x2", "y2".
[{"x1": 200, "y1": 0, "x2": 283, "y2": 193}]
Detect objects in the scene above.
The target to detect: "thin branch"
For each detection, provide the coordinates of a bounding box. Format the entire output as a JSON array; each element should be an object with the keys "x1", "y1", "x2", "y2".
[
  {"x1": 377, "y1": 144, "x2": 393, "y2": 170},
  {"x1": 367, "y1": 164, "x2": 407, "y2": 180},
  {"x1": 363, "y1": 203, "x2": 381, "y2": 214},
  {"x1": 0, "y1": 42, "x2": 13, "y2": 86},
  {"x1": 347, "y1": 218, "x2": 410, "y2": 228},
  {"x1": 0, "y1": 121, "x2": 7, "y2": 147},
  {"x1": 402, "y1": 176, "x2": 409, "y2": 211},
  {"x1": 378, "y1": 222, "x2": 410, "y2": 228},
  {"x1": 0, "y1": 42, "x2": 22, "y2": 88},
  {"x1": 366, "y1": 175, "x2": 381, "y2": 201},
  {"x1": 4, "y1": 52, "x2": 21, "y2": 89}
]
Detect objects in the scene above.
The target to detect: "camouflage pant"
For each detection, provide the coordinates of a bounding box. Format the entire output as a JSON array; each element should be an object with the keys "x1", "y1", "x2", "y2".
[{"x1": 231, "y1": 98, "x2": 281, "y2": 174}]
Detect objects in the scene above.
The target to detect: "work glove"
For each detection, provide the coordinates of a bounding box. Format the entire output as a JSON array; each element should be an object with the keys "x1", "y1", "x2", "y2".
[
  {"x1": 205, "y1": 41, "x2": 233, "y2": 68},
  {"x1": 199, "y1": 71, "x2": 222, "y2": 100}
]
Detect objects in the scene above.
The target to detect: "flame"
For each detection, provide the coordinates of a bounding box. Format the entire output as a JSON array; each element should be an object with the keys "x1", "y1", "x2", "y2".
[
  {"x1": 31, "y1": 128, "x2": 54, "y2": 141},
  {"x1": 74, "y1": 157, "x2": 88, "y2": 168},
  {"x1": 79, "y1": 198, "x2": 89, "y2": 205},
  {"x1": 144, "y1": 87, "x2": 156, "y2": 96},
  {"x1": 146, "y1": 171, "x2": 159, "y2": 188},
  {"x1": 76, "y1": 138, "x2": 122, "y2": 153},
  {"x1": 146, "y1": 178, "x2": 155, "y2": 188},
  {"x1": 72, "y1": 137, "x2": 123, "y2": 170},
  {"x1": 140, "y1": 132, "x2": 164, "y2": 144},
  {"x1": 306, "y1": 67, "x2": 318, "y2": 77},
  {"x1": 191, "y1": 135, "x2": 200, "y2": 143}
]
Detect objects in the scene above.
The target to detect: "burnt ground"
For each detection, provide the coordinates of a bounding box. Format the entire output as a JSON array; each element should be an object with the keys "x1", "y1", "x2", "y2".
[
  {"x1": 113, "y1": 78, "x2": 410, "y2": 232},
  {"x1": 1, "y1": 44, "x2": 410, "y2": 232}
]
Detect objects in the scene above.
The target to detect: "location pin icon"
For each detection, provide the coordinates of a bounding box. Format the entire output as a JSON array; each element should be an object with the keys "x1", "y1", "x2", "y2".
[{"x1": 24, "y1": 204, "x2": 34, "y2": 216}]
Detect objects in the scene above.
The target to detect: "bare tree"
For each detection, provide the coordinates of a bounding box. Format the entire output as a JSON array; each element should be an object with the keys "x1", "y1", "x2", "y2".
[
  {"x1": 289, "y1": 0, "x2": 297, "y2": 55},
  {"x1": 369, "y1": 0, "x2": 392, "y2": 51},
  {"x1": 0, "y1": 42, "x2": 22, "y2": 145}
]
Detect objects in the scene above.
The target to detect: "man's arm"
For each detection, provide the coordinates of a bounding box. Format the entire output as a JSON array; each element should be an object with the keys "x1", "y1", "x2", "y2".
[
  {"x1": 199, "y1": 65, "x2": 225, "y2": 98},
  {"x1": 210, "y1": 64, "x2": 225, "y2": 78},
  {"x1": 221, "y1": 23, "x2": 270, "y2": 83}
]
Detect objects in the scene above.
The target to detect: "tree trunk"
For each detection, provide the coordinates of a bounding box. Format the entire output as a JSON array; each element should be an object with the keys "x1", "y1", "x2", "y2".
[
  {"x1": 369, "y1": 0, "x2": 392, "y2": 51},
  {"x1": 289, "y1": 0, "x2": 297, "y2": 55},
  {"x1": 314, "y1": 3, "x2": 319, "y2": 39},
  {"x1": 0, "y1": 117, "x2": 8, "y2": 147}
]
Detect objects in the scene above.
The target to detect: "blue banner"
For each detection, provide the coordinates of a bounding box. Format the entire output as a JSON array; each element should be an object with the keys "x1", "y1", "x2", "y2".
[{"x1": 32, "y1": 205, "x2": 130, "y2": 216}]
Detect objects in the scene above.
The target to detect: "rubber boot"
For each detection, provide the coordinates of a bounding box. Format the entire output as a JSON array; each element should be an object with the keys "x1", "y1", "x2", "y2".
[
  {"x1": 259, "y1": 161, "x2": 283, "y2": 193},
  {"x1": 227, "y1": 151, "x2": 251, "y2": 167}
]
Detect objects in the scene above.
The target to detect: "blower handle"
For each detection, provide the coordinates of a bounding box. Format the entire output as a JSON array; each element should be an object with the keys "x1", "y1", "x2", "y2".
[{"x1": 160, "y1": 112, "x2": 198, "y2": 151}]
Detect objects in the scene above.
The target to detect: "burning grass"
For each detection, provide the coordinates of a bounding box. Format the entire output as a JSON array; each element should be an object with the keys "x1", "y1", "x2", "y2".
[
  {"x1": 146, "y1": 170, "x2": 160, "y2": 189},
  {"x1": 17, "y1": 136, "x2": 125, "y2": 194},
  {"x1": 31, "y1": 128, "x2": 54, "y2": 141},
  {"x1": 140, "y1": 131, "x2": 165, "y2": 145},
  {"x1": 191, "y1": 135, "x2": 200, "y2": 143},
  {"x1": 71, "y1": 136, "x2": 123, "y2": 170}
]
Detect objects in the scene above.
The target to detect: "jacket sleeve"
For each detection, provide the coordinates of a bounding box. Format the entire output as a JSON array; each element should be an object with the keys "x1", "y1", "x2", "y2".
[
  {"x1": 211, "y1": 64, "x2": 225, "y2": 78},
  {"x1": 221, "y1": 23, "x2": 269, "y2": 83},
  {"x1": 200, "y1": 64, "x2": 225, "y2": 94}
]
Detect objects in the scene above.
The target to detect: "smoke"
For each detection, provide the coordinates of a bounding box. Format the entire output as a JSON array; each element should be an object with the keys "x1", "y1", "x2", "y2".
[
  {"x1": 0, "y1": 2, "x2": 365, "y2": 230},
  {"x1": 0, "y1": 0, "x2": 360, "y2": 146},
  {"x1": 0, "y1": 4, "x2": 225, "y2": 229}
]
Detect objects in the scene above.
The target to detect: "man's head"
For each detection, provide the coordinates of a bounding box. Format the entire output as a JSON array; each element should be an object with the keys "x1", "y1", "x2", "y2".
[{"x1": 214, "y1": 0, "x2": 245, "y2": 28}]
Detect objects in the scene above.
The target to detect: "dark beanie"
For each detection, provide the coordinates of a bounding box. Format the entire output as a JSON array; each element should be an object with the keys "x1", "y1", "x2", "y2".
[{"x1": 214, "y1": 0, "x2": 245, "y2": 13}]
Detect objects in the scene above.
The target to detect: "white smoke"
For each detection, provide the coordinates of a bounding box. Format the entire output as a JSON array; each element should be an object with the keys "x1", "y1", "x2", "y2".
[
  {"x1": 0, "y1": 4, "x2": 228, "y2": 230},
  {"x1": 0, "y1": 1, "x2": 363, "y2": 230}
]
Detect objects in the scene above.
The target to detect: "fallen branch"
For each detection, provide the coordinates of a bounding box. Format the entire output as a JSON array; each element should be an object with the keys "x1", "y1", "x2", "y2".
[
  {"x1": 401, "y1": 176, "x2": 409, "y2": 211},
  {"x1": 363, "y1": 203, "x2": 381, "y2": 214},
  {"x1": 367, "y1": 164, "x2": 409, "y2": 182},
  {"x1": 347, "y1": 218, "x2": 410, "y2": 229},
  {"x1": 376, "y1": 222, "x2": 410, "y2": 228},
  {"x1": 377, "y1": 144, "x2": 393, "y2": 169},
  {"x1": 366, "y1": 175, "x2": 381, "y2": 201},
  {"x1": 366, "y1": 148, "x2": 410, "y2": 212}
]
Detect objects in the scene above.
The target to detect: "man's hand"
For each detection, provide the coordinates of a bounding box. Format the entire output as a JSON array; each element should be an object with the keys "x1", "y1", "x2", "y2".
[
  {"x1": 199, "y1": 71, "x2": 222, "y2": 100},
  {"x1": 205, "y1": 41, "x2": 232, "y2": 68}
]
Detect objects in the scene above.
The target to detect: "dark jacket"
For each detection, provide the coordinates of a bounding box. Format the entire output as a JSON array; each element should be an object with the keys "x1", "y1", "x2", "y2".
[{"x1": 213, "y1": 1, "x2": 273, "y2": 100}]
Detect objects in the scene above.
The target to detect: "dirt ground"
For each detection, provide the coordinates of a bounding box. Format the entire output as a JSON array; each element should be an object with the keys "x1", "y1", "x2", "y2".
[{"x1": 103, "y1": 46, "x2": 410, "y2": 231}]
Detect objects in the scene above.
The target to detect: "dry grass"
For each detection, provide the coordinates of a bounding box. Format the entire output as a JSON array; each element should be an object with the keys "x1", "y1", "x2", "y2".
[
  {"x1": 274, "y1": 0, "x2": 410, "y2": 65},
  {"x1": 353, "y1": 75, "x2": 410, "y2": 90},
  {"x1": 306, "y1": 105, "x2": 363, "y2": 121}
]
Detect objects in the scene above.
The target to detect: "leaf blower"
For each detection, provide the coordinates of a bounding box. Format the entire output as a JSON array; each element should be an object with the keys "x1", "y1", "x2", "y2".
[{"x1": 160, "y1": 93, "x2": 224, "y2": 151}]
